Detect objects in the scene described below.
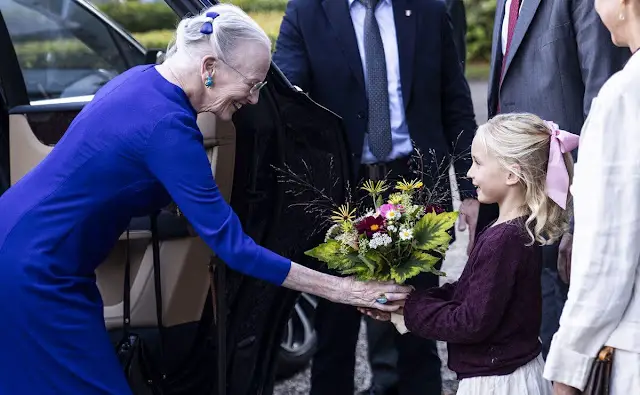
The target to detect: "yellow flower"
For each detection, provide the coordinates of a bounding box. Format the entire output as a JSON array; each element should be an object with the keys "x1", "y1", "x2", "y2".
[
  {"x1": 388, "y1": 194, "x2": 404, "y2": 205},
  {"x1": 361, "y1": 180, "x2": 389, "y2": 196},
  {"x1": 396, "y1": 178, "x2": 424, "y2": 192},
  {"x1": 331, "y1": 204, "x2": 356, "y2": 224}
]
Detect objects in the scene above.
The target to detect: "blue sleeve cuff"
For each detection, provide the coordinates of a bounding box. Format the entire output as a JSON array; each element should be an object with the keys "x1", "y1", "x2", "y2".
[{"x1": 258, "y1": 247, "x2": 292, "y2": 285}]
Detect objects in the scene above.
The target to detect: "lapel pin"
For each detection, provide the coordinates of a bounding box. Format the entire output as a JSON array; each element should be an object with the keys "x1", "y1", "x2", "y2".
[{"x1": 405, "y1": 9, "x2": 412, "y2": 16}]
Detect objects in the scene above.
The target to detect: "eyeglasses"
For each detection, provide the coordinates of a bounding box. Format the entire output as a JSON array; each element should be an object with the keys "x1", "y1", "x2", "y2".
[{"x1": 219, "y1": 59, "x2": 268, "y2": 95}]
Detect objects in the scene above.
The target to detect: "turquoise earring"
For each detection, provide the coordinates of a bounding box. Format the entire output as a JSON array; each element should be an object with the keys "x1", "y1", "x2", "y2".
[{"x1": 204, "y1": 75, "x2": 213, "y2": 88}]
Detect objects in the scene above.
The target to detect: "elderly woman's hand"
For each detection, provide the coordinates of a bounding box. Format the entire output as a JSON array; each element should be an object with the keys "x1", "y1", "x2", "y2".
[{"x1": 334, "y1": 277, "x2": 412, "y2": 312}]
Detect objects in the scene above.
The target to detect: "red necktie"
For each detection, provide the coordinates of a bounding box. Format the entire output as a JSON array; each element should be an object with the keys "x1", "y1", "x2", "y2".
[
  {"x1": 496, "y1": 0, "x2": 521, "y2": 114},
  {"x1": 500, "y1": 0, "x2": 521, "y2": 85}
]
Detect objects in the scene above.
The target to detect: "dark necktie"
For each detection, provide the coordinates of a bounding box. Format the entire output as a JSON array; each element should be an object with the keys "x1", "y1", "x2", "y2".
[{"x1": 361, "y1": 0, "x2": 392, "y2": 162}]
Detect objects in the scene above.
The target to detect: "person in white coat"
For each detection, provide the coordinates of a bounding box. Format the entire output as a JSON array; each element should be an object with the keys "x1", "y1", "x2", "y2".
[{"x1": 542, "y1": 0, "x2": 640, "y2": 394}]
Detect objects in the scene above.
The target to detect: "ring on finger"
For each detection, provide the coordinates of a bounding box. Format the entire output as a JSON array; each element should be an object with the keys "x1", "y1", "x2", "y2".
[{"x1": 375, "y1": 293, "x2": 388, "y2": 304}]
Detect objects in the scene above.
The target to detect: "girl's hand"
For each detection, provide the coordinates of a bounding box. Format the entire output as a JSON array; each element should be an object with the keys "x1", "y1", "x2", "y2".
[
  {"x1": 358, "y1": 307, "x2": 391, "y2": 321},
  {"x1": 358, "y1": 300, "x2": 405, "y2": 321},
  {"x1": 553, "y1": 382, "x2": 579, "y2": 395}
]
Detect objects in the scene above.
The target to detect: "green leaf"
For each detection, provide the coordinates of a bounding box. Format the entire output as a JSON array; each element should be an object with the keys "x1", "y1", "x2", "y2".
[
  {"x1": 362, "y1": 249, "x2": 390, "y2": 278},
  {"x1": 305, "y1": 241, "x2": 354, "y2": 271},
  {"x1": 363, "y1": 249, "x2": 383, "y2": 265},
  {"x1": 305, "y1": 240, "x2": 342, "y2": 263},
  {"x1": 305, "y1": 241, "x2": 376, "y2": 279},
  {"x1": 341, "y1": 262, "x2": 374, "y2": 278},
  {"x1": 360, "y1": 254, "x2": 378, "y2": 273},
  {"x1": 390, "y1": 251, "x2": 443, "y2": 284},
  {"x1": 413, "y1": 211, "x2": 458, "y2": 253}
]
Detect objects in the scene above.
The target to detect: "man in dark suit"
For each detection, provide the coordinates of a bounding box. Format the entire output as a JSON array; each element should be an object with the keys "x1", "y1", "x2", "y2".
[
  {"x1": 444, "y1": 0, "x2": 467, "y2": 72},
  {"x1": 470, "y1": 0, "x2": 630, "y2": 359},
  {"x1": 273, "y1": 0, "x2": 477, "y2": 394}
]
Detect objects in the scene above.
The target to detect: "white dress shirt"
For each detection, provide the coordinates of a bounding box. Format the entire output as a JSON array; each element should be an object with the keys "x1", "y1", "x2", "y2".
[
  {"x1": 543, "y1": 50, "x2": 640, "y2": 390},
  {"x1": 501, "y1": 0, "x2": 524, "y2": 55},
  {"x1": 348, "y1": 0, "x2": 412, "y2": 164}
]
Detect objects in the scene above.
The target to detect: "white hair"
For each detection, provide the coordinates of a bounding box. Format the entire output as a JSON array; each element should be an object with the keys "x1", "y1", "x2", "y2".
[{"x1": 166, "y1": 4, "x2": 271, "y2": 68}]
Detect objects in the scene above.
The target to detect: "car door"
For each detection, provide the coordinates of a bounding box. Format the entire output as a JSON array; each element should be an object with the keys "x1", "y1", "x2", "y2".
[{"x1": 0, "y1": 0, "x2": 351, "y2": 393}]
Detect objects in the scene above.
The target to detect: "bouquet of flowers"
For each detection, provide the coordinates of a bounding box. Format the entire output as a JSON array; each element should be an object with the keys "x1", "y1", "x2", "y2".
[{"x1": 305, "y1": 178, "x2": 458, "y2": 284}]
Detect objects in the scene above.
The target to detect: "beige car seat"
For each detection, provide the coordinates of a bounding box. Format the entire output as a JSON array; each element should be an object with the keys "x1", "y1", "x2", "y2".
[{"x1": 8, "y1": 110, "x2": 235, "y2": 329}]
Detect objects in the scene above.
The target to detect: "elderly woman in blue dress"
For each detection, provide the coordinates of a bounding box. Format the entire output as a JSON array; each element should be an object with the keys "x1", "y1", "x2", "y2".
[{"x1": 0, "y1": 4, "x2": 410, "y2": 394}]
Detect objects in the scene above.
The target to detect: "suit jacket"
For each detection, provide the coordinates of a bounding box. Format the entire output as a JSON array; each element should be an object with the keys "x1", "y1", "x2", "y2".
[
  {"x1": 489, "y1": 0, "x2": 630, "y2": 140},
  {"x1": 444, "y1": 0, "x2": 467, "y2": 71},
  {"x1": 273, "y1": 0, "x2": 477, "y2": 200},
  {"x1": 543, "y1": 51, "x2": 640, "y2": 391}
]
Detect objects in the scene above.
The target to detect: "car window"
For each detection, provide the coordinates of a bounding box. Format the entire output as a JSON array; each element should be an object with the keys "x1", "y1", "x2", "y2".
[{"x1": 1, "y1": 0, "x2": 146, "y2": 102}]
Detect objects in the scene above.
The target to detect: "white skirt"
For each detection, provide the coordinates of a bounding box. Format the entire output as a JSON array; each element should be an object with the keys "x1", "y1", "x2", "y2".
[{"x1": 456, "y1": 354, "x2": 552, "y2": 395}]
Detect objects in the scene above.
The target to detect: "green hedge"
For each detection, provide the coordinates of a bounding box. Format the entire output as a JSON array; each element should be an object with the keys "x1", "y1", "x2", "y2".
[
  {"x1": 463, "y1": 0, "x2": 496, "y2": 63},
  {"x1": 98, "y1": 1, "x2": 287, "y2": 33},
  {"x1": 230, "y1": 0, "x2": 288, "y2": 12},
  {"x1": 133, "y1": 28, "x2": 278, "y2": 53},
  {"x1": 134, "y1": 29, "x2": 175, "y2": 50},
  {"x1": 98, "y1": 2, "x2": 179, "y2": 33},
  {"x1": 15, "y1": 40, "x2": 113, "y2": 69},
  {"x1": 11, "y1": 0, "x2": 494, "y2": 72}
]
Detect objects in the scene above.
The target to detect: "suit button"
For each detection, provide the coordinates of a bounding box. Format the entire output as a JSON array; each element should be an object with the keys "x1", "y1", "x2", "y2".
[{"x1": 357, "y1": 112, "x2": 364, "y2": 119}]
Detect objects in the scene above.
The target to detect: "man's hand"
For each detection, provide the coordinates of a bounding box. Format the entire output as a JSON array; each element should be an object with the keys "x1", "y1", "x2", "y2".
[
  {"x1": 553, "y1": 382, "x2": 579, "y2": 395},
  {"x1": 558, "y1": 232, "x2": 573, "y2": 284},
  {"x1": 458, "y1": 198, "x2": 480, "y2": 255}
]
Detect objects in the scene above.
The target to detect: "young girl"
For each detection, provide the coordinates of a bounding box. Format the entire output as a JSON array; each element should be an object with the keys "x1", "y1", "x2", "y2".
[{"x1": 364, "y1": 113, "x2": 579, "y2": 394}]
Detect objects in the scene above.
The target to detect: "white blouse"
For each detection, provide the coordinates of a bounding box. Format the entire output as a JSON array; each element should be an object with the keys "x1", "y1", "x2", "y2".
[{"x1": 543, "y1": 50, "x2": 640, "y2": 390}]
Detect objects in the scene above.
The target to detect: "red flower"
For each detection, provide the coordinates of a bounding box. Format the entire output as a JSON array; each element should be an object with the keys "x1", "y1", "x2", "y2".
[
  {"x1": 425, "y1": 204, "x2": 444, "y2": 214},
  {"x1": 355, "y1": 215, "x2": 386, "y2": 237}
]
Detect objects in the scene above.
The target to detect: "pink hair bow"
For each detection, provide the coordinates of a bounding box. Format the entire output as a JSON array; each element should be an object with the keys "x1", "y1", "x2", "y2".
[{"x1": 545, "y1": 121, "x2": 579, "y2": 210}]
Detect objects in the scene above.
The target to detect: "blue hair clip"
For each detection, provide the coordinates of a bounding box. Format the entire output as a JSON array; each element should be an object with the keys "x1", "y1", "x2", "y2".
[{"x1": 200, "y1": 11, "x2": 220, "y2": 35}]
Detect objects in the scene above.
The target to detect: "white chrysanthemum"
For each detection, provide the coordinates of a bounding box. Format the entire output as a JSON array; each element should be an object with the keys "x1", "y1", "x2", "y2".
[
  {"x1": 385, "y1": 209, "x2": 401, "y2": 221},
  {"x1": 387, "y1": 225, "x2": 397, "y2": 232},
  {"x1": 399, "y1": 228, "x2": 413, "y2": 241}
]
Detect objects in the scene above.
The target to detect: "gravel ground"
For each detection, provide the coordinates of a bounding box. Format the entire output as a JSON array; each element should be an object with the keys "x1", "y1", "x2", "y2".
[{"x1": 273, "y1": 81, "x2": 488, "y2": 395}]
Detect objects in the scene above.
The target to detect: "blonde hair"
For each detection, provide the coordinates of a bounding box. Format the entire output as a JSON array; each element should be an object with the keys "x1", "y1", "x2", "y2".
[
  {"x1": 166, "y1": 4, "x2": 271, "y2": 67},
  {"x1": 477, "y1": 113, "x2": 574, "y2": 245}
]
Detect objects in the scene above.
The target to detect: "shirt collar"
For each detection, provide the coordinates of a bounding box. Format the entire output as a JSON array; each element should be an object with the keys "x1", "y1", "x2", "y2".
[{"x1": 348, "y1": 0, "x2": 391, "y2": 8}]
